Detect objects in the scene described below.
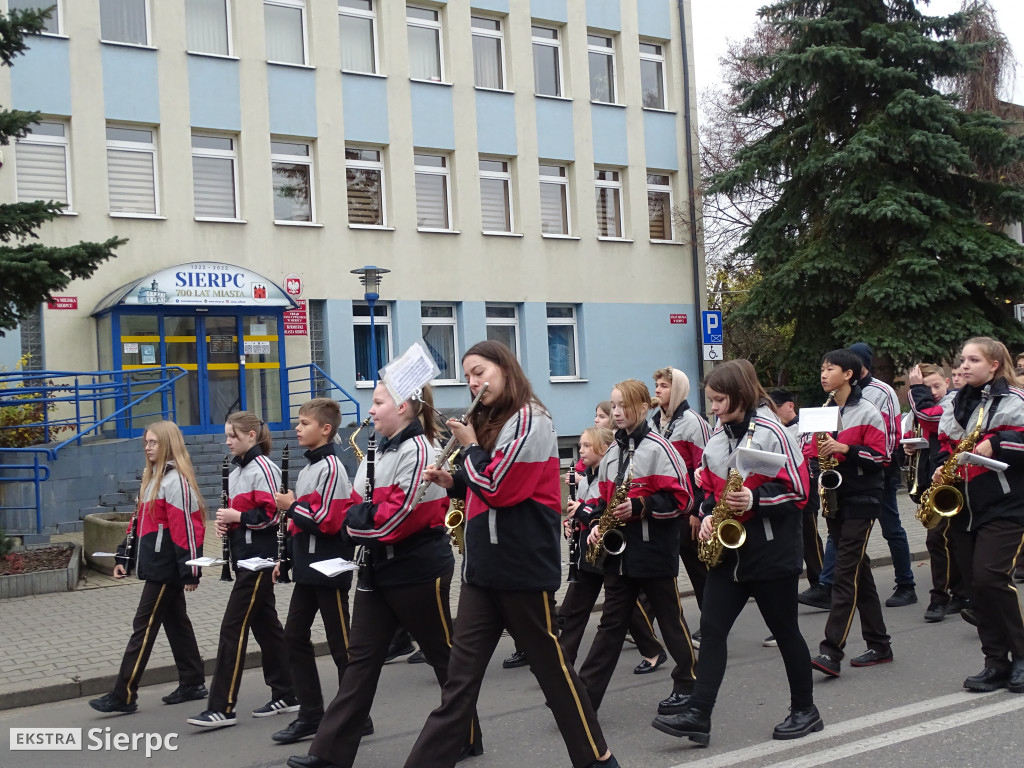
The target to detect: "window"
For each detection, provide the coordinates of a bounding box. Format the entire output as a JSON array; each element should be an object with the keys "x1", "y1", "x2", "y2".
[
  {"x1": 547, "y1": 305, "x2": 578, "y2": 378},
  {"x1": 471, "y1": 16, "x2": 504, "y2": 90},
  {"x1": 532, "y1": 25, "x2": 562, "y2": 97},
  {"x1": 414, "y1": 153, "x2": 451, "y2": 230},
  {"x1": 186, "y1": 0, "x2": 230, "y2": 56},
  {"x1": 421, "y1": 303, "x2": 458, "y2": 381},
  {"x1": 16, "y1": 121, "x2": 71, "y2": 208},
  {"x1": 352, "y1": 301, "x2": 391, "y2": 382},
  {"x1": 9, "y1": 0, "x2": 61, "y2": 34},
  {"x1": 486, "y1": 304, "x2": 519, "y2": 358},
  {"x1": 265, "y1": 0, "x2": 306, "y2": 65},
  {"x1": 640, "y1": 42, "x2": 666, "y2": 109},
  {"x1": 106, "y1": 125, "x2": 158, "y2": 214},
  {"x1": 271, "y1": 139, "x2": 314, "y2": 222},
  {"x1": 595, "y1": 169, "x2": 623, "y2": 238},
  {"x1": 339, "y1": 0, "x2": 377, "y2": 74},
  {"x1": 407, "y1": 5, "x2": 443, "y2": 82},
  {"x1": 587, "y1": 34, "x2": 615, "y2": 103},
  {"x1": 479, "y1": 158, "x2": 512, "y2": 233},
  {"x1": 346, "y1": 147, "x2": 386, "y2": 226},
  {"x1": 539, "y1": 163, "x2": 570, "y2": 235},
  {"x1": 100, "y1": 0, "x2": 149, "y2": 45},
  {"x1": 191, "y1": 133, "x2": 238, "y2": 220},
  {"x1": 647, "y1": 173, "x2": 673, "y2": 241}
]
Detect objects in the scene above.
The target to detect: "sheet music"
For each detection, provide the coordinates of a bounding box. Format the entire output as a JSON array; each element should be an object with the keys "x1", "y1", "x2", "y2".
[
  {"x1": 734, "y1": 447, "x2": 788, "y2": 479},
  {"x1": 380, "y1": 341, "x2": 441, "y2": 404},
  {"x1": 91, "y1": 552, "x2": 119, "y2": 558},
  {"x1": 798, "y1": 407, "x2": 842, "y2": 434},
  {"x1": 900, "y1": 438, "x2": 929, "y2": 450},
  {"x1": 236, "y1": 557, "x2": 277, "y2": 571},
  {"x1": 957, "y1": 452, "x2": 1009, "y2": 473},
  {"x1": 309, "y1": 557, "x2": 360, "y2": 577},
  {"x1": 185, "y1": 557, "x2": 227, "y2": 567}
]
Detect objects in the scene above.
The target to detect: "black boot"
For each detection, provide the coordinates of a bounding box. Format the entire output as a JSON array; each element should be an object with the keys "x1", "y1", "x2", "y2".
[
  {"x1": 772, "y1": 705, "x2": 824, "y2": 740},
  {"x1": 651, "y1": 706, "x2": 711, "y2": 746}
]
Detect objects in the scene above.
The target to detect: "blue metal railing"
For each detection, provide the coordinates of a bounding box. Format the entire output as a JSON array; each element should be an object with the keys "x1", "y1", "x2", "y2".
[{"x1": 286, "y1": 363, "x2": 361, "y2": 425}]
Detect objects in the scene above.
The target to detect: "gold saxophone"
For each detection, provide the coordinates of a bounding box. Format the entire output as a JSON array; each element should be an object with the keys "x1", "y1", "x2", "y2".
[
  {"x1": 349, "y1": 416, "x2": 371, "y2": 463},
  {"x1": 586, "y1": 439, "x2": 635, "y2": 568},
  {"x1": 816, "y1": 390, "x2": 841, "y2": 519},
  {"x1": 698, "y1": 423, "x2": 753, "y2": 567},
  {"x1": 445, "y1": 449, "x2": 466, "y2": 554},
  {"x1": 916, "y1": 385, "x2": 990, "y2": 529}
]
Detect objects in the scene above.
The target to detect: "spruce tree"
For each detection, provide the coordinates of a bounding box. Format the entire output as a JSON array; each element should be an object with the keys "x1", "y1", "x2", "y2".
[
  {"x1": 711, "y1": 0, "x2": 1024, "y2": 373},
  {"x1": 0, "y1": 7, "x2": 124, "y2": 336}
]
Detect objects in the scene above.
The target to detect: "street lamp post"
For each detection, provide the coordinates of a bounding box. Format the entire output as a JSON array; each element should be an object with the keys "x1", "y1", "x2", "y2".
[{"x1": 351, "y1": 265, "x2": 390, "y2": 386}]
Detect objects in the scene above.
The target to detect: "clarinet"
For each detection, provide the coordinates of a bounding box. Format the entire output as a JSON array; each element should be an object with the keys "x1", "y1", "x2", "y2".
[
  {"x1": 276, "y1": 444, "x2": 291, "y2": 584},
  {"x1": 117, "y1": 509, "x2": 138, "y2": 576},
  {"x1": 356, "y1": 428, "x2": 377, "y2": 592},
  {"x1": 220, "y1": 456, "x2": 233, "y2": 582},
  {"x1": 566, "y1": 466, "x2": 579, "y2": 584}
]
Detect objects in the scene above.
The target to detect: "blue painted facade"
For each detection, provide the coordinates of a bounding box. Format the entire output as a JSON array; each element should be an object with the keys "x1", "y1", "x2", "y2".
[
  {"x1": 188, "y1": 55, "x2": 241, "y2": 131},
  {"x1": 530, "y1": 0, "x2": 568, "y2": 24},
  {"x1": 410, "y1": 82, "x2": 456, "y2": 150},
  {"x1": 10, "y1": 35, "x2": 70, "y2": 114},
  {"x1": 472, "y1": 0, "x2": 511, "y2": 13},
  {"x1": 267, "y1": 64, "x2": 318, "y2": 137},
  {"x1": 342, "y1": 74, "x2": 390, "y2": 144},
  {"x1": 535, "y1": 97, "x2": 575, "y2": 161},
  {"x1": 643, "y1": 109, "x2": 680, "y2": 170},
  {"x1": 638, "y1": 0, "x2": 674, "y2": 39},
  {"x1": 586, "y1": 0, "x2": 622, "y2": 31},
  {"x1": 591, "y1": 104, "x2": 629, "y2": 166},
  {"x1": 101, "y1": 45, "x2": 160, "y2": 123},
  {"x1": 475, "y1": 90, "x2": 517, "y2": 156}
]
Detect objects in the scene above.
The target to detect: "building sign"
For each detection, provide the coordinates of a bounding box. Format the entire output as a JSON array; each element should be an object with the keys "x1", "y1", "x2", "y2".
[
  {"x1": 48, "y1": 296, "x2": 78, "y2": 310},
  {"x1": 284, "y1": 299, "x2": 308, "y2": 336},
  {"x1": 244, "y1": 340, "x2": 272, "y2": 355},
  {"x1": 669, "y1": 313, "x2": 687, "y2": 325},
  {"x1": 119, "y1": 263, "x2": 297, "y2": 307},
  {"x1": 285, "y1": 273, "x2": 303, "y2": 297}
]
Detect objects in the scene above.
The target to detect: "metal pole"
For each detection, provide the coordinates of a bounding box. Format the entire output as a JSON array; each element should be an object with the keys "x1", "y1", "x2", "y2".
[{"x1": 367, "y1": 291, "x2": 379, "y2": 386}]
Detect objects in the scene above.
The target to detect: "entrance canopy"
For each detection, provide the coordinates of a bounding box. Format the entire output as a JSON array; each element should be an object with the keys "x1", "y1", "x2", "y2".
[{"x1": 92, "y1": 262, "x2": 299, "y2": 314}]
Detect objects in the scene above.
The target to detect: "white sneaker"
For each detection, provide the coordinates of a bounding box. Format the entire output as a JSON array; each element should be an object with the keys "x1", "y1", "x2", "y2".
[{"x1": 251, "y1": 697, "x2": 299, "y2": 717}]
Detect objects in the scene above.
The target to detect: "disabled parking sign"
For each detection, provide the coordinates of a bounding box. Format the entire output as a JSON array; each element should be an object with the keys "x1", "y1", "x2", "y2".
[{"x1": 702, "y1": 311, "x2": 723, "y2": 361}]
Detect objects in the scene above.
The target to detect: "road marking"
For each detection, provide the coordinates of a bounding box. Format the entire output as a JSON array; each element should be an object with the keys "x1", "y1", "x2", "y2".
[{"x1": 665, "y1": 691, "x2": 1001, "y2": 768}]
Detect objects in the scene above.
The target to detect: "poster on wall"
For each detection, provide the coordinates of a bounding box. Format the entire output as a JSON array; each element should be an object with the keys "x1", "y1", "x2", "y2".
[{"x1": 284, "y1": 299, "x2": 308, "y2": 336}]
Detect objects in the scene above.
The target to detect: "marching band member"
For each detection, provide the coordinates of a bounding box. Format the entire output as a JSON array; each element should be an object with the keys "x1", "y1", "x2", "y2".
[
  {"x1": 651, "y1": 360, "x2": 819, "y2": 745},
  {"x1": 578, "y1": 379, "x2": 697, "y2": 716},
  {"x1": 89, "y1": 421, "x2": 206, "y2": 714},
  {"x1": 937, "y1": 337, "x2": 1024, "y2": 693},
  {"x1": 404, "y1": 341, "x2": 619, "y2": 768}
]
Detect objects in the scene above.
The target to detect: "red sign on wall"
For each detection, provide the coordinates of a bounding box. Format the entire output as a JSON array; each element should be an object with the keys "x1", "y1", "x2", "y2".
[
  {"x1": 285, "y1": 273, "x2": 302, "y2": 297},
  {"x1": 669, "y1": 313, "x2": 687, "y2": 325},
  {"x1": 47, "y1": 296, "x2": 78, "y2": 310},
  {"x1": 284, "y1": 299, "x2": 308, "y2": 336}
]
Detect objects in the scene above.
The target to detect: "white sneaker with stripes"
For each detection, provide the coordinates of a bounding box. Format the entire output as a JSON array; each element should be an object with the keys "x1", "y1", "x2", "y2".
[
  {"x1": 251, "y1": 697, "x2": 299, "y2": 717},
  {"x1": 187, "y1": 710, "x2": 237, "y2": 729}
]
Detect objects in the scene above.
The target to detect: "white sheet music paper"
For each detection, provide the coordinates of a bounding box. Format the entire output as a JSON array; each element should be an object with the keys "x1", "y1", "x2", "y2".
[
  {"x1": 185, "y1": 557, "x2": 226, "y2": 567},
  {"x1": 380, "y1": 341, "x2": 441, "y2": 405},
  {"x1": 735, "y1": 447, "x2": 788, "y2": 479},
  {"x1": 236, "y1": 557, "x2": 277, "y2": 571},
  {"x1": 957, "y1": 452, "x2": 1009, "y2": 473},
  {"x1": 900, "y1": 438, "x2": 929, "y2": 450},
  {"x1": 309, "y1": 557, "x2": 360, "y2": 577},
  {"x1": 798, "y1": 407, "x2": 842, "y2": 434},
  {"x1": 92, "y1": 552, "x2": 119, "y2": 558}
]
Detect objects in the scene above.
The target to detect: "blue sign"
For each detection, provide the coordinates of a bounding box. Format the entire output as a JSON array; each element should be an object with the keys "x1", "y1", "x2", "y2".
[{"x1": 702, "y1": 311, "x2": 723, "y2": 344}]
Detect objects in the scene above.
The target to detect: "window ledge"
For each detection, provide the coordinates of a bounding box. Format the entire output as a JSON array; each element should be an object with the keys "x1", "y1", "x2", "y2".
[
  {"x1": 430, "y1": 380, "x2": 467, "y2": 387},
  {"x1": 483, "y1": 231, "x2": 524, "y2": 238},
  {"x1": 267, "y1": 60, "x2": 315, "y2": 70},
  {"x1": 275, "y1": 220, "x2": 324, "y2": 227},
  {"x1": 475, "y1": 86, "x2": 515, "y2": 95},
  {"x1": 187, "y1": 51, "x2": 240, "y2": 61},
  {"x1": 541, "y1": 234, "x2": 581, "y2": 241},
  {"x1": 57, "y1": 210, "x2": 79, "y2": 216},
  {"x1": 417, "y1": 228, "x2": 461, "y2": 235},
  {"x1": 535, "y1": 93, "x2": 572, "y2": 102},
  {"x1": 598, "y1": 237, "x2": 634, "y2": 243},
  {"x1": 410, "y1": 78, "x2": 453, "y2": 87},
  {"x1": 591, "y1": 100, "x2": 626, "y2": 109},
  {"x1": 109, "y1": 212, "x2": 166, "y2": 220},
  {"x1": 40, "y1": 33, "x2": 69, "y2": 40},
  {"x1": 195, "y1": 217, "x2": 247, "y2": 224},
  {"x1": 642, "y1": 106, "x2": 676, "y2": 115},
  {"x1": 650, "y1": 239, "x2": 682, "y2": 246},
  {"x1": 355, "y1": 381, "x2": 375, "y2": 389},
  {"x1": 342, "y1": 70, "x2": 386, "y2": 78},
  {"x1": 100, "y1": 40, "x2": 156, "y2": 51},
  {"x1": 349, "y1": 224, "x2": 395, "y2": 231},
  {"x1": 550, "y1": 377, "x2": 588, "y2": 384}
]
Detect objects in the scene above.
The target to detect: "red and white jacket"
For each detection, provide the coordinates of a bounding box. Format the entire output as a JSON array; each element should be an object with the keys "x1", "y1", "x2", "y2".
[
  {"x1": 226, "y1": 445, "x2": 281, "y2": 563},
  {"x1": 651, "y1": 399, "x2": 710, "y2": 510},
  {"x1": 859, "y1": 374, "x2": 899, "y2": 464}
]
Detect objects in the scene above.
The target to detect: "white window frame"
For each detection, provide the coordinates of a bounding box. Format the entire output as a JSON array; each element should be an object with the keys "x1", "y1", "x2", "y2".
[
  {"x1": 345, "y1": 146, "x2": 388, "y2": 228},
  {"x1": 99, "y1": 0, "x2": 151, "y2": 47},
  {"x1": 352, "y1": 300, "x2": 392, "y2": 385},
  {"x1": 338, "y1": 0, "x2": 379, "y2": 74},
  {"x1": 587, "y1": 32, "x2": 617, "y2": 104},
  {"x1": 595, "y1": 168, "x2": 624, "y2": 239},
  {"x1": 9, "y1": 0, "x2": 63, "y2": 35},
  {"x1": 191, "y1": 132, "x2": 239, "y2": 221},
  {"x1": 106, "y1": 124, "x2": 159, "y2": 216},
  {"x1": 531, "y1": 25, "x2": 563, "y2": 97},
  {"x1": 16, "y1": 120, "x2": 72, "y2": 210},
  {"x1": 421, "y1": 302, "x2": 460, "y2": 383},
  {"x1": 485, "y1": 303, "x2": 520, "y2": 360},
  {"x1": 471, "y1": 15, "x2": 505, "y2": 91},
  {"x1": 647, "y1": 172, "x2": 674, "y2": 242},
  {"x1": 413, "y1": 152, "x2": 453, "y2": 232},
  {"x1": 640, "y1": 41, "x2": 667, "y2": 110},
  {"x1": 264, "y1": 0, "x2": 308, "y2": 66},
  {"x1": 186, "y1": 0, "x2": 233, "y2": 57},
  {"x1": 479, "y1": 157, "x2": 514, "y2": 234},
  {"x1": 271, "y1": 138, "x2": 316, "y2": 224},
  {"x1": 546, "y1": 304, "x2": 580, "y2": 380},
  {"x1": 539, "y1": 162, "x2": 571, "y2": 237},
  {"x1": 407, "y1": 5, "x2": 444, "y2": 83}
]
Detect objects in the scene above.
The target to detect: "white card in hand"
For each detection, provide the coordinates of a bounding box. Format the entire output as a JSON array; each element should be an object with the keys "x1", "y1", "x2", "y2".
[
  {"x1": 957, "y1": 452, "x2": 1009, "y2": 473},
  {"x1": 798, "y1": 407, "x2": 842, "y2": 434}
]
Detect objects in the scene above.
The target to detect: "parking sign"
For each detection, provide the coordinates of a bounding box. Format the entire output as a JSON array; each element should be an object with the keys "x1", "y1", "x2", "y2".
[{"x1": 701, "y1": 311, "x2": 723, "y2": 344}]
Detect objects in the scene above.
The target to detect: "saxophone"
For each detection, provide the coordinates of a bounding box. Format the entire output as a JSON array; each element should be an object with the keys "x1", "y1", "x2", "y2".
[
  {"x1": 444, "y1": 449, "x2": 466, "y2": 554},
  {"x1": 697, "y1": 423, "x2": 753, "y2": 567},
  {"x1": 586, "y1": 439, "x2": 635, "y2": 568},
  {"x1": 816, "y1": 390, "x2": 841, "y2": 519},
  {"x1": 916, "y1": 385, "x2": 990, "y2": 529},
  {"x1": 349, "y1": 416, "x2": 371, "y2": 463}
]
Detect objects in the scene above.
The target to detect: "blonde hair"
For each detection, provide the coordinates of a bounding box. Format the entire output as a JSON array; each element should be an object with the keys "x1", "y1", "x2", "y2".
[
  {"x1": 581, "y1": 426, "x2": 614, "y2": 456},
  {"x1": 140, "y1": 421, "x2": 206, "y2": 515},
  {"x1": 918, "y1": 363, "x2": 944, "y2": 379},
  {"x1": 963, "y1": 337, "x2": 1022, "y2": 388},
  {"x1": 612, "y1": 379, "x2": 652, "y2": 430}
]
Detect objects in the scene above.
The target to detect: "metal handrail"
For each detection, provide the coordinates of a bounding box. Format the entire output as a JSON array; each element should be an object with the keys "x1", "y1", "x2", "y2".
[{"x1": 286, "y1": 363, "x2": 360, "y2": 424}]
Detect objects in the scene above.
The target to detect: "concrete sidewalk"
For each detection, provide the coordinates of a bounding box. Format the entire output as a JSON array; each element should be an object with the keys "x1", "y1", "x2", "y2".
[{"x1": 0, "y1": 493, "x2": 933, "y2": 711}]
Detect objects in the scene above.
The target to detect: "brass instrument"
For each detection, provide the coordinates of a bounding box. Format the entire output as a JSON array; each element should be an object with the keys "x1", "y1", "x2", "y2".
[
  {"x1": 444, "y1": 450, "x2": 466, "y2": 555},
  {"x1": 697, "y1": 423, "x2": 753, "y2": 567},
  {"x1": 586, "y1": 439, "x2": 635, "y2": 568},
  {"x1": 816, "y1": 390, "x2": 841, "y2": 519},
  {"x1": 349, "y1": 416, "x2": 371, "y2": 464},
  {"x1": 904, "y1": 422, "x2": 923, "y2": 497},
  {"x1": 916, "y1": 385, "x2": 990, "y2": 529}
]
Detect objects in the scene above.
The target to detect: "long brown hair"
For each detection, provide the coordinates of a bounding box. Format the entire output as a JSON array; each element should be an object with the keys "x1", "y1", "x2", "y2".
[
  {"x1": 703, "y1": 359, "x2": 778, "y2": 417},
  {"x1": 226, "y1": 411, "x2": 272, "y2": 455},
  {"x1": 963, "y1": 336, "x2": 1022, "y2": 388},
  {"x1": 463, "y1": 340, "x2": 546, "y2": 451},
  {"x1": 407, "y1": 384, "x2": 441, "y2": 444},
  {"x1": 140, "y1": 421, "x2": 206, "y2": 515}
]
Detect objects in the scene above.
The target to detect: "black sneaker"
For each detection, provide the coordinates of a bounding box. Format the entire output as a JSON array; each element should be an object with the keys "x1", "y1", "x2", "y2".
[
  {"x1": 657, "y1": 691, "x2": 692, "y2": 715},
  {"x1": 252, "y1": 696, "x2": 299, "y2": 717},
  {"x1": 763, "y1": 635, "x2": 778, "y2": 647},
  {"x1": 961, "y1": 607, "x2": 980, "y2": 627},
  {"x1": 502, "y1": 650, "x2": 529, "y2": 669},
  {"x1": 691, "y1": 630, "x2": 701, "y2": 650},
  {"x1": 798, "y1": 584, "x2": 831, "y2": 610},
  {"x1": 89, "y1": 693, "x2": 137, "y2": 714},
  {"x1": 272, "y1": 719, "x2": 320, "y2": 744},
  {"x1": 187, "y1": 709, "x2": 237, "y2": 728},
  {"x1": 963, "y1": 667, "x2": 1009, "y2": 692},
  {"x1": 946, "y1": 596, "x2": 970, "y2": 615},
  {"x1": 811, "y1": 654, "x2": 840, "y2": 677},
  {"x1": 384, "y1": 640, "x2": 416, "y2": 663},
  {"x1": 772, "y1": 705, "x2": 824, "y2": 740},
  {"x1": 407, "y1": 649, "x2": 426, "y2": 664},
  {"x1": 162, "y1": 683, "x2": 208, "y2": 705},
  {"x1": 924, "y1": 602, "x2": 947, "y2": 623},
  {"x1": 849, "y1": 648, "x2": 893, "y2": 667},
  {"x1": 885, "y1": 585, "x2": 918, "y2": 607}
]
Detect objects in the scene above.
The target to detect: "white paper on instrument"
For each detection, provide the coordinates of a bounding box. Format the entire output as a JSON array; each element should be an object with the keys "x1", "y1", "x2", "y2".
[
  {"x1": 185, "y1": 557, "x2": 226, "y2": 567},
  {"x1": 92, "y1": 552, "x2": 119, "y2": 558},
  {"x1": 236, "y1": 557, "x2": 277, "y2": 571},
  {"x1": 957, "y1": 452, "x2": 1009, "y2": 473},
  {"x1": 798, "y1": 407, "x2": 842, "y2": 434},
  {"x1": 309, "y1": 557, "x2": 360, "y2": 577},
  {"x1": 380, "y1": 341, "x2": 441, "y2": 405},
  {"x1": 732, "y1": 447, "x2": 787, "y2": 479},
  {"x1": 900, "y1": 438, "x2": 929, "y2": 450}
]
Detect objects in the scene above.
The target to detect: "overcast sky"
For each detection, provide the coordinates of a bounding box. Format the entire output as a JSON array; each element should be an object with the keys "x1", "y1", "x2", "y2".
[{"x1": 691, "y1": 0, "x2": 1024, "y2": 105}]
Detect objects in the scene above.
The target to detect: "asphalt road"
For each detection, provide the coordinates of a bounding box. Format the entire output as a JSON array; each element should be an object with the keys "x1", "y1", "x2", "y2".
[{"x1": 4, "y1": 564, "x2": 1024, "y2": 768}]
